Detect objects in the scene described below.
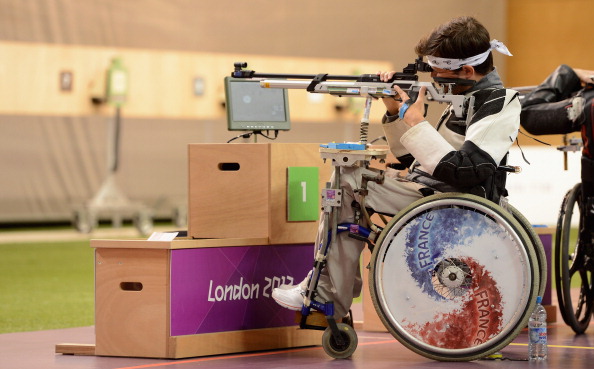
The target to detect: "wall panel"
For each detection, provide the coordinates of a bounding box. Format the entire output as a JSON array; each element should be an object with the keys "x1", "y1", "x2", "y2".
[
  {"x1": 0, "y1": 1, "x2": 506, "y2": 223},
  {"x1": 0, "y1": 1, "x2": 505, "y2": 67},
  {"x1": 507, "y1": 0, "x2": 594, "y2": 146},
  {"x1": 0, "y1": 41, "x2": 391, "y2": 121}
]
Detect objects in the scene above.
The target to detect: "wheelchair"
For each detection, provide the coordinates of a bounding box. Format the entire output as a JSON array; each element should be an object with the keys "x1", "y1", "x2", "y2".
[
  {"x1": 301, "y1": 146, "x2": 546, "y2": 361},
  {"x1": 554, "y1": 138, "x2": 594, "y2": 334},
  {"x1": 227, "y1": 62, "x2": 547, "y2": 360}
]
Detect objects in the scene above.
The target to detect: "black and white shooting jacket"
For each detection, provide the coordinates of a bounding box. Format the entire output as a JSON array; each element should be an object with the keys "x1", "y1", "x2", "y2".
[{"x1": 382, "y1": 69, "x2": 521, "y2": 200}]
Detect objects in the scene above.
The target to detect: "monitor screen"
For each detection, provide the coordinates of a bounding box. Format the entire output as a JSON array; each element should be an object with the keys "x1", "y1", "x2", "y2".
[{"x1": 224, "y1": 77, "x2": 291, "y2": 131}]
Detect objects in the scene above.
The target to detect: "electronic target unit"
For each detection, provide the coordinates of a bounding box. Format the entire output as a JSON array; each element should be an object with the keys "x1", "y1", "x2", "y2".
[{"x1": 224, "y1": 76, "x2": 291, "y2": 132}]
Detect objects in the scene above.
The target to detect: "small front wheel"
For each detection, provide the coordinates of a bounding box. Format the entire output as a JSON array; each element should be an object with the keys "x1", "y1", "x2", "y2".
[{"x1": 322, "y1": 323, "x2": 358, "y2": 359}]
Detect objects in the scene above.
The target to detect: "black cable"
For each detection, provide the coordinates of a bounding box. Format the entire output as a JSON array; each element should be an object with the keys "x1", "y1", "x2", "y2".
[
  {"x1": 226, "y1": 130, "x2": 280, "y2": 143},
  {"x1": 370, "y1": 136, "x2": 387, "y2": 144},
  {"x1": 226, "y1": 132, "x2": 253, "y2": 143},
  {"x1": 257, "y1": 130, "x2": 279, "y2": 140}
]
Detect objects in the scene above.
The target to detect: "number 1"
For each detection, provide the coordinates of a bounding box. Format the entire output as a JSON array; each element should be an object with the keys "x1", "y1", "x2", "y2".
[{"x1": 300, "y1": 181, "x2": 307, "y2": 202}]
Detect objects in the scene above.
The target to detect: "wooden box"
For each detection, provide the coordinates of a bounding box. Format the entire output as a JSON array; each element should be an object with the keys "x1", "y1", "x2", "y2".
[
  {"x1": 188, "y1": 143, "x2": 332, "y2": 244},
  {"x1": 92, "y1": 238, "x2": 320, "y2": 358}
]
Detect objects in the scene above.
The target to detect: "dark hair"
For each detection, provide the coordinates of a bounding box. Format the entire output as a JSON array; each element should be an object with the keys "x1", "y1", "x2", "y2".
[{"x1": 415, "y1": 16, "x2": 494, "y2": 75}]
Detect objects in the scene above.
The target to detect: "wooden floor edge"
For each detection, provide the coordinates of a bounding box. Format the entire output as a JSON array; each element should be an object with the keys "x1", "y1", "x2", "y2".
[
  {"x1": 54, "y1": 322, "x2": 365, "y2": 358},
  {"x1": 55, "y1": 343, "x2": 96, "y2": 356}
]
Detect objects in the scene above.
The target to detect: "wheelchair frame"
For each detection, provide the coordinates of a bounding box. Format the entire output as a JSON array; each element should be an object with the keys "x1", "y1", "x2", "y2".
[
  {"x1": 297, "y1": 145, "x2": 546, "y2": 361},
  {"x1": 554, "y1": 138, "x2": 594, "y2": 334},
  {"x1": 229, "y1": 62, "x2": 546, "y2": 360}
]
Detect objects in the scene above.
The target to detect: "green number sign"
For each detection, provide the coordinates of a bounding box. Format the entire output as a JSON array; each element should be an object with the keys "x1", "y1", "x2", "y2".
[{"x1": 287, "y1": 167, "x2": 319, "y2": 221}]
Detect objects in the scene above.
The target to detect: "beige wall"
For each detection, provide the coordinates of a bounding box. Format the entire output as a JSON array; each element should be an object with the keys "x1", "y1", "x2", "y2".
[
  {"x1": 507, "y1": 0, "x2": 594, "y2": 87},
  {"x1": 3, "y1": 0, "x2": 588, "y2": 225},
  {"x1": 0, "y1": 1, "x2": 510, "y2": 222},
  {"x1": 507, "y1": 0, "x2": 594, "y2": 146},
  {"x1": 0, "y1": 1, "x2": 506, "y2": 72},
  {"x1": 0, "y1": 0, "x2": 508, "y2": 122},
  {"x1": 0, "y1": 41, "x2": 392, "y2": 121}
]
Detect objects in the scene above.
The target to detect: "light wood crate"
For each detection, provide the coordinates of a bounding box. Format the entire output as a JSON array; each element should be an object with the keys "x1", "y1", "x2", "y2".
[
  {"x1": 188, "y1": 143, "x2": 332, "y2": 244},
  {"x1": 90, "y1": 238, "x2": 321, "y2": 359}
]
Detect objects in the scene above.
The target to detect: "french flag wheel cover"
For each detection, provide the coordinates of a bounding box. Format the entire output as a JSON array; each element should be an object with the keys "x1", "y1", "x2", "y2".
[{"x1": 370, "y1": 193, "x2": 540, "y2": 361}]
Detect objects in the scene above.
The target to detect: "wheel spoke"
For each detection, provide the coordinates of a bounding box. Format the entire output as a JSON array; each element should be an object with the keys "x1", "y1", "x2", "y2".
[
  {"x1": 568, "y1": 245, "x2": 585, "y2": 275},
  {"x1": 574, "y1": 283, "x2": 586, "y2": 319}
]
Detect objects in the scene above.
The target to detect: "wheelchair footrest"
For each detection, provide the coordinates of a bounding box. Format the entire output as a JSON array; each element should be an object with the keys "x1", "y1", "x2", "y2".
[
  {"x1": 296, "y1": 311, "x2": 328, "y2": 328},
  {"x1": 295, "y1": 311, "x2": 352, "y2": 329}
]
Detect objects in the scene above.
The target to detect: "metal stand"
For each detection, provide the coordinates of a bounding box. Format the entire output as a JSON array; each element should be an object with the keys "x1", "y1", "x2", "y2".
[
  {"x1": 294, "y1": 95, "x2": 387, "y2": 358},
  {"x1": 73, "y1": 107, "x2": 153, "y2": 235},
  {"x1": 558, "y1": 134, "x2": 583, "y2": 170}
]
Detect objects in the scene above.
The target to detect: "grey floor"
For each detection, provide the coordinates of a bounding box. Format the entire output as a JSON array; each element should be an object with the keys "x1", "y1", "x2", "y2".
[
  {"x1": 2, "y1": 228, "x2": 592, "y2": 368},
  {"x1": 2, "y1": 308, "x2": 594, "y2": 369}
]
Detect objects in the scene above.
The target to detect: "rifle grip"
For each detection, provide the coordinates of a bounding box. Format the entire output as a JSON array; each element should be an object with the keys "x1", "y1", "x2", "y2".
[{"x1": 408, "y1": 90, "x2": 419, "y2": 103}]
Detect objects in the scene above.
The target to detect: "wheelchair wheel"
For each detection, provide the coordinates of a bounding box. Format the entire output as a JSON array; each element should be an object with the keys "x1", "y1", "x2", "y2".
[
  {"x1": 555, "y1": 183, "x2": 593, "y2": 334},
  {"x1": 507, "y1": 204, "x2": 547, "y2": 299},
  {"x1": 322, "y1": 323, "x2": 358, "y2": 359},
  {"x1": 369, "y1": 193, "x2": 540, "y2": 361}
]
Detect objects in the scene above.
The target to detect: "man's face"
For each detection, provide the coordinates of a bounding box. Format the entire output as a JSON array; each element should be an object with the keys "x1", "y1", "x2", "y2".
[
  {"x1": 430, "y1": 67, "x2": 464, "y2": 79},
  {"x1": 430, "y1": 66, "x2": 474, "y2": 94}
]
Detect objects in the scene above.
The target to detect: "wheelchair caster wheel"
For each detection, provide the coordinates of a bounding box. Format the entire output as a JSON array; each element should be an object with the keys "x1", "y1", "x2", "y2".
[{"x1": 322, "y1": 323, "x2": 358, "y2": 359}]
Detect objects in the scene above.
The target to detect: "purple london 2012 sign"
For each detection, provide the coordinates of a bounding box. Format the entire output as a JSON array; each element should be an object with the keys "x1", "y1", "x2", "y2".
[{"x1": 170, "y1": 244, "x2": 313, "y2": 336}]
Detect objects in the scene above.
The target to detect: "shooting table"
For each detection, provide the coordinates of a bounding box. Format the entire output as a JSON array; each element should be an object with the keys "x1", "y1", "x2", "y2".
[{"x1": 56, "y1": 143, "x2": 333, "y2": 358}]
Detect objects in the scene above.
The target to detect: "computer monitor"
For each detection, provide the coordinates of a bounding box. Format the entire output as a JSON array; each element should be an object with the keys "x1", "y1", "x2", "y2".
[{"x1": 224, "y1": 77, "x2": 291, "y2": 131}]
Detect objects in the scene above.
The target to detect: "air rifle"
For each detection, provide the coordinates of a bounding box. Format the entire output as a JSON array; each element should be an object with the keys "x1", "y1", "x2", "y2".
[{"x1": 231, "y1": 58, "x2": 474, "y2": 120}]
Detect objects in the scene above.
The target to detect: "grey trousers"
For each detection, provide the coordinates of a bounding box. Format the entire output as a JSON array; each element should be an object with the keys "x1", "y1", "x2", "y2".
[{"x1": 300, "y1": 165, "x2": 425, "y2": 318}]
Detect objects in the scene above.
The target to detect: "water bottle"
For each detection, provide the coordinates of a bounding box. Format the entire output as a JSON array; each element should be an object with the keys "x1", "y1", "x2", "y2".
[{"x1": 528, "y1": 296, "x2": 547, "y2": 361}]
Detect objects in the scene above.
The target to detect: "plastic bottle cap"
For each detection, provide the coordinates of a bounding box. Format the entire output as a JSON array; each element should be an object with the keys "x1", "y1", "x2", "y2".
[{"x1": 536, "y1": 296, "x2": 542, "y2": 304}]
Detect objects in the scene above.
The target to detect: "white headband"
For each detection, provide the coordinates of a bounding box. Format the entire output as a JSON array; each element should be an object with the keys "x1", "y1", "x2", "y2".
[{"x1": 426, "y1": 39, "x2": 512, "y2": 70}]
